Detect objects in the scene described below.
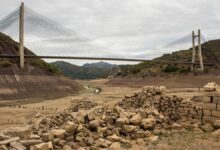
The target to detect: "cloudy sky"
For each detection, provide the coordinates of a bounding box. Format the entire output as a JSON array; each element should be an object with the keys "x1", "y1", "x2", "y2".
[{"x1": 0, "y1": 0, "x2": 220, "y2": 65}]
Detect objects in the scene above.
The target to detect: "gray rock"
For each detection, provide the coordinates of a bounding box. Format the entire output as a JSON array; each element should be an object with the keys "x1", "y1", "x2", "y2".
[
  {"x1": 213, "y1": 120, "x2": 220, "y2": 129},
  {"x1": 212, "y1": 129, "x2": 220, "y2": 136},
  {"x1": 0, "y1": 137, "x2": 19, "y2": 145},
  {"x1": 89, "y1": 120, "x2": 100, "y2": 129},
  {"x1": 10, "y1": 142, "x2": 27, "y2": 150},
  {"x1": 141, "y1": 118, "x2": 156, "y2": 130},
  {"x1": 65, "y1": 121, "x2": 78, "y2": 133},
  {"x1": 42, "y1": 132, "x2": 54, "y2": 142},
  {"x1": 109, "y1": 142, "x2": 121, "y2": 150},
  {"x1": 130, "y1": 114, "x2": 142, "y2": 125},
  {"x1": 115, "y1": 117, "x2": 129, "y2": 127},
  {"x1": 171, "y1": 123, "x2": 183, "y2": 130},
  {"x1": 200, "y1": 123, "x2": 215, "y2": 132},
  {"x1": 20, "y1": 140, "x2": 43, "y2": 147},
  {"x1": 123, "y1": 125, "x2": 136, "y2": 133},
  {"x1": 51, "y1": 129, "x2": 66, "y2": 139},
  {"x1": 5, "y1": 126, "x2": 32, "y2": 139},
  {"x1": 63, "y1": 145, "x2": 72, "y2": 150}
]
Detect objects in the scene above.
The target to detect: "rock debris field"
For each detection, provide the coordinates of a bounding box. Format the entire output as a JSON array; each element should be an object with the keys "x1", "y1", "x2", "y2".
[{"x1": 0, "y1": 85, "x2": 220, "y2": 150}]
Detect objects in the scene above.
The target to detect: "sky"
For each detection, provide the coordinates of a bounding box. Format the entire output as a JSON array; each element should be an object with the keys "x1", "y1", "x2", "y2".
[{"x1": 0, "y1": 0, "x2": 220, "y2": 65}]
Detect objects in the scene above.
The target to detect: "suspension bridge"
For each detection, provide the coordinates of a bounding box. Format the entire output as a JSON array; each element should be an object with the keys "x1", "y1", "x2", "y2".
[{"x1": 0, "y1": 2, "x2": 213, "y2": 71}]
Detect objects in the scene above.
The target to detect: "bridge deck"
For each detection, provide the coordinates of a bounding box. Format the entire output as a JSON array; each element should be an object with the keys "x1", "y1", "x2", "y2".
[{"x1": 0, "y1": 55, "x2": 215, "y2": 66}]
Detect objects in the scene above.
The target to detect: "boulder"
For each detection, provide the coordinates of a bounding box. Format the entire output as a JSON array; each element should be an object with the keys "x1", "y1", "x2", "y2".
[
  {"x1": 141, "y1": 117, "x2": 156, "y2": 130},
  {"x1": 89, "y1": 120, "x2": 100, "y2": 129},
  {"x1": 30, "y1": 135, "x2": 41, "y2": 140},
  {"x1": 20, "y1": 140, "x2": 43, "y2": 147},
  {"x1": 115, "y1": 117, "x2": 129, "y2": 127},
  {"x1": 171, "y1": 123, "x2": 183, "y2": 130},
  {"x1": 96, "y1": 138, "x2": 112, "y2": 148},
  {"x1": 130, "y1": 114, "x2": 142, "y2": 125},
  {"x1": 123, "y1": 125, "x2": 136, "y2": 133},
  {"x1": 0, "y1": 137, "x2": 19, "y2": 145},
  {"x1": 51, "y1": 129, "x2": 66, "y2": 139},
  {"x1": 42, "y1": 132, "x2": 54, "y2": 142},
  {"x1": 32, "y1": 142, "x2": 51, "y2": 150},
  {"x1": 213, "y1": 120, "x2": 220, "y2": 129},
  {"x1": 0, "y1": 145, "x2": 8, "y2": 150},
  {"x1": 148, "y1": 135, "x2": 159, "y2": 142},
  {"x1": 136, "y1": 138, "x2": 145, "y2": 145},
  {"x1": 63, "y1": 145, "x2": 72, "y2": 150},
  {"x1": 10, "y1": 142, "x2": 26, "y2": 150},
  {"x1": 107, "y1": 134, "x2": 121, "y2": 142},
  {"x1": 204, "y1": 82, "x2": 218, "y2": 92},
  {"x1": 155, "y1": 86, "x2": 166, "y2": 94},
  {"x1": 200, "y1": 123, "x2": 215, "y2": 132},
  {"x1": 109, "y1": 142, "x2": 121, "y2": 150},
  {"x1": 0, "y1": 134, "x2": 11, "y2": 140},
  {"x1": 73, "y1": 110, "x2": 86, "y2": 123},
  {"x1": 65, "y1": 121, "x2": 78, "y2": 133},
  {"x1": 5, "y1": 125, "x2": 32, "y2": 139},
  {"x1": 150, "y1": 107, "x2": 160, "y2": 116},
  {"x1": 77, "y1": 148, "x2": 86, "y2": 150},
  {"x1": 114, "y1": 106, "x2": 130, "y2": 118},
  {"x1": 87, "y1": 107, "x2": 103, "y2": 121},
  {"x1": 212, "y1": 129, "x2": 220, "y2": 136}
]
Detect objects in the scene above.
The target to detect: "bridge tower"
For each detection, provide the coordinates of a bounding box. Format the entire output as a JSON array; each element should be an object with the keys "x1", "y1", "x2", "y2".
[
  {"x1": 191, "y1": 29, "x2": 204, "y2": 72},
  {"x1": 19, "y1": 2, "x2": 24, "y2": 68}
]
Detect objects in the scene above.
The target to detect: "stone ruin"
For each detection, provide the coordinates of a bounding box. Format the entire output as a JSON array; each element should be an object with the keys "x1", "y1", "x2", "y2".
[
  {"x1": 191, "y1": 82, "x2": 220, "y2": 123},
  {"x1": 118, "y1": 86, "x2": 203, "y2": 123},
  {"x1": 0, "y1": 85, "x2": 220, "y2": 150},
  {"x1": 69, "y1": 98, "x2": 98, "y2": 112}
]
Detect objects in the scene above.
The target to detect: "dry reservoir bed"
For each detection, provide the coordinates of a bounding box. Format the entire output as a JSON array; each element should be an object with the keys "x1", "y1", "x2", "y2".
[{"x1": 0, "y1": 80, "x2": 219, "y2": 150}]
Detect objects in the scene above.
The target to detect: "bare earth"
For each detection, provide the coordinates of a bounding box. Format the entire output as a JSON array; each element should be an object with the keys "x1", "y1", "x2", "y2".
[{"x1": 0, "y1": 78, "x2": 219, "y2": 149}]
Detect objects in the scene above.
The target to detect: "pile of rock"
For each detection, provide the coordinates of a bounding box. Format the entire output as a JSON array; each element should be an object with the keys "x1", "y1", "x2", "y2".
[
  {"x1": 118, "y1": 86, "x2": 203, "y2": 123},
  {"x1": 0, "y1": 86, "x2": 218, "y2": 150},
  {"x1": 69, "y1": 98, "x2": 98, "y2": 112}
]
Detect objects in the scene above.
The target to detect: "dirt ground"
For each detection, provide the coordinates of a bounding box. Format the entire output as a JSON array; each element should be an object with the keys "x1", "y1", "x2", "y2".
[
  {"x1": 0, "y1": 78, "x2": 219, "y2": 149},
  {"x1": 107, "y1": 75, "x2": 220, "y2": 88}
]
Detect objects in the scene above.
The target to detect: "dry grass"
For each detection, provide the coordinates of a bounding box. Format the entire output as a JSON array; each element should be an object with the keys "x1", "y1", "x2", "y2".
[{"x1": 147, "y1": 131, "x2": 220, "y2": 150}]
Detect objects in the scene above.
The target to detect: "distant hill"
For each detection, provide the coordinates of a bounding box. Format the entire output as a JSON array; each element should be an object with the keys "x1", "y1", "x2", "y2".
[
  {"x1": 83, "y1": 61, "x2": 117, "y2": 69},
  {"x1": 51, "y1": 61, "x2": 116, "y2": 79},
  {"x1": 115, "y1": 39, "x2": 220, "y2": 77}
]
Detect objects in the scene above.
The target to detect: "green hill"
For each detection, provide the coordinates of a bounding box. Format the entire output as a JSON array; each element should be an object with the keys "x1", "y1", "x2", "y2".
[
  {"x1": 0, "y1": 32, "x2": 59, "y2": 74},
  {"x1": 51, "y1": 61, "x2": 115, "y2": 79},
  {"x1": 116, "y1": 39, "x2": 220, "y2": 77}
]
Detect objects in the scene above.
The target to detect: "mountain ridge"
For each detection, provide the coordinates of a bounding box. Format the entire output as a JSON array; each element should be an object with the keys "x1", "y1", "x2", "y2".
[
  {"x1": 51, "y1": 61, "x2": 116, "y2": 79},
  {"x1": 115, "y1": 39, "x2": 220, "y2": 77}
]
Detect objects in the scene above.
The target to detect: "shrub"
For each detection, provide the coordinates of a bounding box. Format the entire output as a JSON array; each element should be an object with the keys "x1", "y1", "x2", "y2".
[
  {"x1": 0, "y1": 59, "x2": 13, "y2": 67},
  {"x1": 162, "y1": 66, "x2": 179, "y2": 73}
]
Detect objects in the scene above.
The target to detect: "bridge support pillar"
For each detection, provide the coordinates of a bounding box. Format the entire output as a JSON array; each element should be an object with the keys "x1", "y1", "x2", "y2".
[
  {"x1": 19, "y1": 2, "x2": 24, "y2": 69},
  {"x1": 191, "y1": 29, "x2": 204, "y2": 72},
  {"x1": 191, "y1": 31, "x2": 196, "y2": 71},
  {"x1": 198, "y1": 29, "x2": 204, "y2": 72}
]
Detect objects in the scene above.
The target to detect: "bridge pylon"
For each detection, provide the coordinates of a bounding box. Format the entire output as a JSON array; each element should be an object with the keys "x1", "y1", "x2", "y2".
[
  {"x1": 191, "y1": 29, "x2": 204, "y2": 72},
  {"x1": 19, "y1": 2, "x2": 24, "y2": 68}
]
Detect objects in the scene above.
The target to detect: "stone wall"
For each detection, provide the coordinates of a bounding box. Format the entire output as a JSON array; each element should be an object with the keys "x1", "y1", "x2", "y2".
[{"x1": 191, "y1": 93, "x2": 220, "y2": 123}]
